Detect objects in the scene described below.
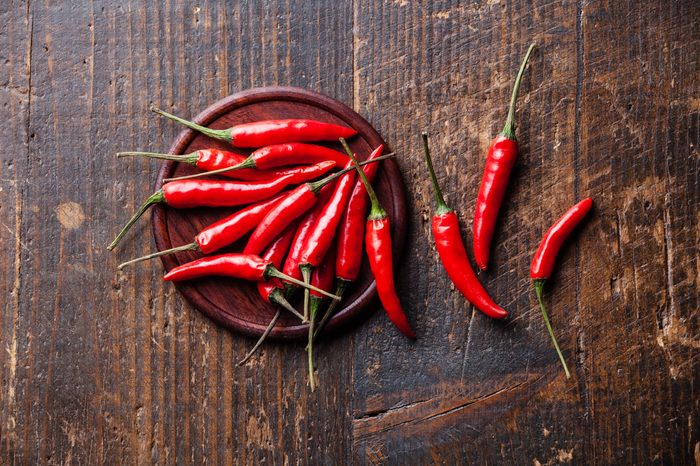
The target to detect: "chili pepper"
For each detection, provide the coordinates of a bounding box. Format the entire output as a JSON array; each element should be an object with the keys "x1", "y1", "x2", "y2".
[
  {"x1": 422, "y1": 133, "x2": 508, "y2": 319},
  {"x1": 530, "y1": 197, "x2": 593, "y2": 379},
  {"x1": 473, "y1": 44, "x2": 536, "y2": 270},
  {"x1": 315, "y1": 145, "x2": 385, "y2": 338},
  {"x1": 243, "y1": 154, "x2": 395, "y2": 257},
  {"x1": 118, "y1": 150, "x2": 336, "y2": 182},
  {"x1": 108, "y1": 164, "x2": 327, "y2": 251},
  {"x1": 237, "y1": 224, "x2": 305, "y2": 367},
  {"x1": 118, "y1": 192, "x2": 289, "y2": 269},
  {"x1": 283, "y1": 188, "x2": 335, "y2": 289},
  {"x1": 306, "y1": 246, "x2": 335, "y2": 391},
  {"x1": 163, "y1": 253, "x2": 341, "y2": 300},
  {"x1": 165, "y1": 143, "x2": 349, "y2": 182},
  {"x1": 151, "y1": 106, "x2": 357, "y2": 148},
  {"x1": 296, "y1": 157, "x2": 358, "y2": 321},
  {"x1": 341, "y1": 138, "x2": 415, "y2": 338}
]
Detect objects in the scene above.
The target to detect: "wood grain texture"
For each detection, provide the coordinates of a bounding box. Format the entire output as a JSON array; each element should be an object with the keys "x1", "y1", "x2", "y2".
[{"x1": 0, "y1": 1, "x2": 698, "y2": 465}]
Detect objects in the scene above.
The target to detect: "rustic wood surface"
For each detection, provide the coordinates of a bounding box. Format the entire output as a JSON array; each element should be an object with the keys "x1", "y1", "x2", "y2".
[{"x1": 1, "y1": 1, "x2": 698, "y2": 464}]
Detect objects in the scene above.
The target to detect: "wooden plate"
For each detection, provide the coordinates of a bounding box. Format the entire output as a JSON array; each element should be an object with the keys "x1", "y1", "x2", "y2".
[{"x1": 151, "y1": 87, "x2": 407, "y2": 340}]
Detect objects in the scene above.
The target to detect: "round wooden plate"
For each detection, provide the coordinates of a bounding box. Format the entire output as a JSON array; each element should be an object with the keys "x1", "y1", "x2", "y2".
[{"x1": 151, "y1": 87, "x2": 407, "y2": 340}]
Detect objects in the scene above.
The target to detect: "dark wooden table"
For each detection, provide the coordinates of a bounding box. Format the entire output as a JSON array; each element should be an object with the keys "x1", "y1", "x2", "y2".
[{"x1": 1, "y1": 1, "x2": 698, "y2": 464}]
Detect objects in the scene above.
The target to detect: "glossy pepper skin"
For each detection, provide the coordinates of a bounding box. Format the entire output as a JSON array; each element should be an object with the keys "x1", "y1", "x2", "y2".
[
  {"x1": 118, "y1": 149, "x2": 337, "y2": 183},
  {"x1": 341, "y1": 141, "x2": 415, "y2": 338},
  {"x1": 152, "y1": 106, "x2": 358, "y2": 148},
  {"x1": 163, "y1": 253, "x2": 340, "y2": 300},
  {"x1": 243, "y1": 184, "x2": 324, "y2": 256},
  {"x1": 246, "y1": 153, "x2": 394, "y2": 278},
  {"x1": 299, "y1": 160, "x2": 357, "y2": 268},
  {"x1": 167, "y1": 142, "x2": 351, "y2": 181},
  {"x1": 162, "y1": 173, "x2": 300, "y2": 208},
  {"x1": 365, "y1": 218, "x2": 416, "y2": 338},
  {"x1": 164, "y1": 254, "x2": 269, "y2": 282},
  {"x1": 472, "y1": 136, "x2": 519, "y2": 270},
  {"x1": 473, "y1": 44, "x2": 535, "y2": 270},
  {"x1": 199, "y1": 153, "x2": 336, "y2": 182},
  {"x1": 249, "y1": 143, "x2": 348, "y2": 170},
  {"x1": 336, "y1": 145, "x2": 383, "y2": 282},
  {"x1": 108, "y1": 173, "x2": 303, "y2": 250},
  {"x1": 283, "y1": 188, "x2": 335, "y2": 283},
  {"x1": 258, "y1": 225, "x2": 298, "y2": 303},
  {"x1": 530, "y1": 197, "x2": 592, "y2": 380},
  {"x1": 196, "y1": 192, "x2": 288, "y2": 254},
  {"x1": 117, "y1": 192, "x2": 290, "y2": 269},
  {"x1": 433, "y1": 213, "x2": 508, "y2": 318},
  {"x1": 531, "y1": 198, "x2": 593, "y2": 280},
  {"x1": 423, "y1": 132, "x2": 508, "y2": 319}
]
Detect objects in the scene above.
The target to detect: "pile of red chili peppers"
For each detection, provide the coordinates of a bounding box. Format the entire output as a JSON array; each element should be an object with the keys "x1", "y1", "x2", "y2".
[
  {"x1": 109, "y1": 107, "x2": 415, "y2": 390},
  {"x1": 111, "y1": 44, "x2": 594, "y2": 385}
]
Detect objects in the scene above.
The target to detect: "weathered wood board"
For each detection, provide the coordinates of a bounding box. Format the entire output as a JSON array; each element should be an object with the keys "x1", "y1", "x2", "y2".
[{"x1": 1, "y1": 1, "x2": 697, "y2": 464}]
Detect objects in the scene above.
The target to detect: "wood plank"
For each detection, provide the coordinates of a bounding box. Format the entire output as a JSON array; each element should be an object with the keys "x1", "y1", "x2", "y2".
[{"x1": 0, "y1": 1, "x2": 32, "y2": 464}]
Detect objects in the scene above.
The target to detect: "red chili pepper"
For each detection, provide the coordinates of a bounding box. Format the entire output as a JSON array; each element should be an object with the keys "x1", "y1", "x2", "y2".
[
  {"x1": 166, "y1": 143, "x2": 350, "y2": 181},
  {"x1": 530, "y1": 197, "x2": 593, "y2": 379},
  {"x1": 118, "y1": 149, "x2": 337, "y2": 182},
  {"x1": 118, "y1": 192, "x2": 289, "y2": 269},
  {"x1": 314, "y1": 145, "x2": 385, "y2": 338},
  {"x1": 422, "y1": 133, "x2": 508, "y2": 319},
  {"x1": 341, "y1": 139, "x2": 415, "y2": 338},
  {"x1": 163, "y1": 253, "x2": 341, "y2": 300},
  {"x1": 243, "y1": 154, "x2": 394, "y2": 257},
  {"x1": 151, "y1": 106, "x2": 357, "y2": 148},
  {"x1": 108, "y1": 163, "x2": 329, "y2": 251},
  {"x1": 238, "y1": 223, "x2": 306, "y2": 367},
  {"x1": 282, "y1": 188, "x2": 335, "y2": 287},
  {"x1": 296, "y1": 159, "x2": 357, "y2": 321},
  {"x1": 306, "y1": 246, "x2": 336, "y2": 391},
  {"x1": 473, "y1": 44, "x2": 535, "y2": 271}
]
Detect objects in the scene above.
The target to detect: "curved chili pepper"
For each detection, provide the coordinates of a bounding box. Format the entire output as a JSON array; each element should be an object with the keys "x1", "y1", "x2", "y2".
[
  {"x1": 297, "y1": 159, "x2": 357, "y2": 321},
  {"x1": 315, "y1": 145, "x2": 385, "y2": 338},
  {"x1": 422, "y1": 133, "x2": 508, "y2": 319},
  {"x1": 163, "y1": 253, "x2": 340, "y2": 300},
  {"x1": 530, "y1": 197, "x2": 593, "y2": 379},
  {"x1": 118, "y1": 192, "x2": 289, "y2": 269},
  {"x1": 108, "y1": 163, "x2": 330, "y2": 250},
  {"x1": 473, "y1": 44, "x2": 535, "y2": 270},
  {"x1": 151, "y1": 106, "x2": 357, "y2": 148},
  {"x1": 282, "y1": 188, "x2": 335, "y2": 287},
  {"x1": 243, "y1": 154, "x2": 394, "y2": 257},
  {"x1": 166, "y1": 143, "x2": 350, "y2": 181},
  {"x1": 118, "y1": 149, "x2": 336, "y2": 182},
  {"x1": 306, "y1": 246, "x2": 335, "y2": 391},
  {"x1": 238, "y1": 223, "x2": 306, "y2": 367},
  {"x1": 342, "y1": 139, "x2": 415, "y2": 338}
]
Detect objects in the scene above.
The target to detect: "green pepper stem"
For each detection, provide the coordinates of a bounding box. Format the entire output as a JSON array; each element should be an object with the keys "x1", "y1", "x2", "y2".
[
  {"x1": 301, "y1": 265, "x2": 312, "y2": 322},
  {"x1": 339, "y1": 138, "x2": 387, "y2": 220},
  {"x1": 307, "y1": 153, "x2": 395, "y2": 193},
  {"x1": 313, "y1": 279, "x2": 348, "y2": 340},
  {"x1": 534, "y1": 279, "x2": 571, "y2": 379},
  {"x1": 421, "y1": 132, "x2": 451, "y2": 215},
  {"x1": 269, "y1": 289, "x2": 306, "y2": 322},
  {"x1": 151, "y1": 106, "x2": 233, "y2": 142},
  {"x1": 163, "y1": 157, "x2": 257, "y2": 182},
  {"x1": 265, "y1": 266, "x2": 340, "y2": 301},
  {"x1": 307, "y1": 292, "x2": 318, "y2": 392},
  {"x1": 118, "y1": 242, "x2": 199, "y2": 269},
  {"x1": 501, "y1": 43, "x2": 536, "y2": 141},
  {"x1": 237, "y1": 310, "x2": 280, "y2": 366},
  {"x1": 117, "y1": 151, "x2": 199, "y2": 165},
  {"x1": 108, "y1": 190, "x2": 165, "y2": 250}
]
